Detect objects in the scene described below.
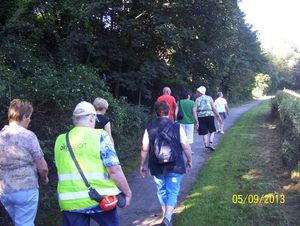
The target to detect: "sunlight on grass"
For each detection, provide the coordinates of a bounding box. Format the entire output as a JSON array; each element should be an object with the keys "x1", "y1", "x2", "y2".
[
  {"x1": 189, "y1": 192, "x2": 203, "y2": 198},
  {"x1": 283, "y1": 184, "x2": 300, "y2": 190},
  {"x1": 261, "y1": 124, "x2": 276, "y2": 129},
  {"x1": 175, "y1": 100, "x2": 295, "y2": 225},
  {"x1": 241, "y1": 172, "x2": 263, "y2": 180},
  {"x1": 202, "y1": 185, "x2": 215, "y2": 191},
  {"x1": 245, "y1": 169, "x2": 263, "y2": 179},
  {"x1": 291, "y1": 172, "x2": 300, "y2": 179},
  {"x1": 237, "y1": 133, "x2": 258, "y2": 139}
]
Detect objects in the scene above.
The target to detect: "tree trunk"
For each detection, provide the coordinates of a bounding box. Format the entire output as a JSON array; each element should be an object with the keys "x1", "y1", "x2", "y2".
[{"x1": 114, "y1": 79, "x2": 120, "y2": 99}]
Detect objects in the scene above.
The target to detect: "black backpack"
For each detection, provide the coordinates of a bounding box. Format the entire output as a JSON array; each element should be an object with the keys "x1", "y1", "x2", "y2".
[
  {"x1": 177, "y1": 100, "x2": 184, "y2": 121},
  {"x1": 154, "y1": 121, "x2": 178, "y2": 164}
]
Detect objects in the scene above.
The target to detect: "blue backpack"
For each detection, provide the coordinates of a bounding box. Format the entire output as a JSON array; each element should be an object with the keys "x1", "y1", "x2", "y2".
[{"x1": 154, "y1": 121, "x2": 178, "y2": 164}]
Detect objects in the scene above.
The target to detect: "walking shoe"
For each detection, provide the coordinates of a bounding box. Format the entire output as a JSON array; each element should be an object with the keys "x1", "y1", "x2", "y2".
[
  {"x1": 161, "y1": 217, "x2": 173, "y2": 226},
  {"x1": 192, "y1": 151, "x2": 195, "y2": 155},
  {"x1": 204, "y1": 147, "x2": 210, "y2": 153},
  {"x1": 220, "y1": 131, "x2": 224, "y2": 134},
  {"x1": 208, "y1": 144, "x2": 215, "y2": 151},
  {"x1": 217, "y1": 129, "x2": 220, "y2": 133}
]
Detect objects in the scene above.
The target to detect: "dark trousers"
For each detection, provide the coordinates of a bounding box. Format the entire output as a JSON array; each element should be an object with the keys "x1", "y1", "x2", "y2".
[{"x1": 62, "y1": 207, "x2": 119, "y2": 226}]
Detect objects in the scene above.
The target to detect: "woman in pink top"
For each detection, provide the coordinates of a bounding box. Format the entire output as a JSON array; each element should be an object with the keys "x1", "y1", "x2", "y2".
[{"x1": 0, "y1": 99, "x2": 49, "y2": 226}]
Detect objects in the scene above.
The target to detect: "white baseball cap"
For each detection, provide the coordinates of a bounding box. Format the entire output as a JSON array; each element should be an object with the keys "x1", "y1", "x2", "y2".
[
  {"x1": 197, "y1": 86, "x2": 206, "y2": 95},
  {"x1": 73, "y1": 101, "x2": 96, "y2": 116}
]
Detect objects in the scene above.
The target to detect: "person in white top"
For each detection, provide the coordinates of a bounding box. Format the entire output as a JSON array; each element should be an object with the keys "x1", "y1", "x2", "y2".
[{"x1": 215, "y1": 92, "x2": 229, "y2": 134}]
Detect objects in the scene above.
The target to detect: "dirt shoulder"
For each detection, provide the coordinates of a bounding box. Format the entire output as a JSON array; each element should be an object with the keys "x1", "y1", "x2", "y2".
[{"x1": 91, "y1": 98, "x2": 271, "y2": 226}]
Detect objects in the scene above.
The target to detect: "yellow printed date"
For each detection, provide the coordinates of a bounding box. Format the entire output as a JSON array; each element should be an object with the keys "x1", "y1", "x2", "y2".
[{"x1": 232, "y1": 194, "x2": 285, "y2": 204}]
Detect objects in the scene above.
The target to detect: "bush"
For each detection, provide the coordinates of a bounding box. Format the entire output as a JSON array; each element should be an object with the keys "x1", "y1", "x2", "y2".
[
  {"x1": 107, "y1": 97, "x2": 155, "y2": 162},
  {"x1": 271, "y1": 89, "x2": 300, "y2": 170}
]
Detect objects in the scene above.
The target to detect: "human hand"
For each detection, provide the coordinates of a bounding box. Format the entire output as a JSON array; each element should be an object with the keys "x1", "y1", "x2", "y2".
[
  {"x1": 186, "y1": 161, "x2": 192, "y2": 172},
  {"x1": 218, "y1": 117, "x2": 222, "y2": 124},
  {"x1": 140, "y1": 166, "x2": 147, "y2": 178},
  {"x1": 40, "y1": 176, "x2": 49, "y2": 185},
  {"x1": 123, "y1": 194, "x2": 132, "y2": 208}
]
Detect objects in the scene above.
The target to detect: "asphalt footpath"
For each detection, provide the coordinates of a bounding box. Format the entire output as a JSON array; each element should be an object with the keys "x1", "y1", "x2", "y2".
[{"x1": 91, "y1": 97, "x2": 271, "y2": 226}]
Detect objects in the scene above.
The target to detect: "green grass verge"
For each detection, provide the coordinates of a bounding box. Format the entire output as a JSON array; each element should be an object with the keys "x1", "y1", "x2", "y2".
[{"x1": 175, "y1": 100, "x2": 291, "y2": 226}]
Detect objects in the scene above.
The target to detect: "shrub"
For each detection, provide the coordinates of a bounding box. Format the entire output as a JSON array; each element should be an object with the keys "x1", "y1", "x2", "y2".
[
  {"x1": 271, "y1": 90, "x2": 300, "y2": 170},
  {"x1": 107, "y1": 97, "x2": 155, "y2": 162}
]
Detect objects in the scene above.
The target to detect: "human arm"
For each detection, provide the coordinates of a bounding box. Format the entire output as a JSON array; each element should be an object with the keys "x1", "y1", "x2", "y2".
[
  {"x1": 180, "y1": 125, "x2": 192, "y2": 172},
  {"x1": 174, "y1": 104, "x2": 178, "y2": 121},
  {"x1": 181, "y1": 141, "x2": 192, "y2": 172},
  {"x1": 104, "y1": 122, "x2": 114, "y2": 147},
  {"x1": 140, "y1": 129, "x2": 149, "y2": 178},
  {"x1": 35, "y1": 151, "x2": 49, "y2": 185},
  {"x1": 173, "y1": 97, "x2": 178, "y2": 121},
  {"x1": 211, "y1": 98, "x2": 222, "y2": 124},
  {"x1": 225, "y1": 104, "x2": 229, "y2": 115},
  {"x1": 100, "y1": 131, "x2": 131, "y2": 207},
  {"x1": 140, "y1": 143, "x2": 150, "y2": 178},
  {"x1": 192, "y1": 106, "x2": 199, "y2": 130},
  {"x1": 174, "y1": 103, "x2": 179, "y2": 121},
  {"x1": 106, "y1": 165, "x2": 132, "y2": 208}
]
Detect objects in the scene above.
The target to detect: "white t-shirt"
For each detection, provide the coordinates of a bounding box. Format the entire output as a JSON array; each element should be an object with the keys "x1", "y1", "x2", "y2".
[
  {"x1": 215, "y1": 97, "x2": 227, "y2": 112},
  {"x1": 142, "y1": 124, "x2": 188, "y2": 145}
]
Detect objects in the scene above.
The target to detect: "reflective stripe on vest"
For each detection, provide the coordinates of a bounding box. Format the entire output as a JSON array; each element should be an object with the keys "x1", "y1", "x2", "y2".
[
  {"x1": 54, "y1": 127, "x2": 119, "y2": 211},
  {"x1": 58, "y1": 172, "x2": 111, "y2": 181},
  {"x1": 58, "y1": 187, "x2": 120, "y2": 200}
]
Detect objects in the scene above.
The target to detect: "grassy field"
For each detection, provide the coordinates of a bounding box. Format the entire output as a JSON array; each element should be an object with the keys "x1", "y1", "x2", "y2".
[{"x1": 174, "y1": 100, "x2": 300, "y2": 226}]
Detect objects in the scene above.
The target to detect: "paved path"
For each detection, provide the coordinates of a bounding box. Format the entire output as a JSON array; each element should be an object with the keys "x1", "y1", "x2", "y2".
[{"x1": 91, "y1": 97, "x2": 271, "y2": 226}]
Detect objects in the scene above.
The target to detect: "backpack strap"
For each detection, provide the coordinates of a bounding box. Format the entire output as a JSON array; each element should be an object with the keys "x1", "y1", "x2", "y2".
[{"x1": 162, "y1": 121, "x2": 175, "y2": 134}]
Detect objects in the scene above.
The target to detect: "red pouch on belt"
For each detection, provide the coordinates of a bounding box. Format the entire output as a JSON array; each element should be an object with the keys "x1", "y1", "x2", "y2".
[{"x1": 99, "y1": 196, "x2": 118, "y2": 211}]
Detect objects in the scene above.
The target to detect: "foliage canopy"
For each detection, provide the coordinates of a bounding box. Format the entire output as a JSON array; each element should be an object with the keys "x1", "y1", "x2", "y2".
[{"x1": 0, "y1": 0, "x2": 267, "y2": 111}]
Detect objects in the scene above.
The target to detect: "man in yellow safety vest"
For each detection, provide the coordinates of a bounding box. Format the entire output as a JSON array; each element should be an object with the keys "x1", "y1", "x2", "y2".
[{"x1": 54, "y1": 101, "x2": 131, "y2": 226}]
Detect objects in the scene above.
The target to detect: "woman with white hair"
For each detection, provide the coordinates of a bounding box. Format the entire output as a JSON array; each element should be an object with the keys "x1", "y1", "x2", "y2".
[
  {"x1": 93, "y1": 97, "x2": 114, "y2": 147},
  {"x1": 195, "y1": 86, "x2": 221, "y2": 152},
  {"x1": 215, "y1": 92, "x2": 229, "y2": 134}
]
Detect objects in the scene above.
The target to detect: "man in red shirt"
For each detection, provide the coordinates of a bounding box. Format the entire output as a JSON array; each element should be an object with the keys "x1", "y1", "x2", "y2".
[{"x1": 157, "y1": 87, "x2": 177, "y2": 121}]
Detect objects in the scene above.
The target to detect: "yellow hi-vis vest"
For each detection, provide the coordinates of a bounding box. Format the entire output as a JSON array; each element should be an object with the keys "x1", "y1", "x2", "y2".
[{"x1": 54, "y1": 126, "x2": 120, "y2": 211}]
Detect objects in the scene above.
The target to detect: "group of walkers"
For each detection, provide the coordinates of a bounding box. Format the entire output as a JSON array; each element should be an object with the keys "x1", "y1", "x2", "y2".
[
  {"x1": 140, "y1": 86, "x2": 229, "y2": 225},
  {"x1": 0, "y1": 86, "x2": 229, "y2": 226},
  {"x1": 156, "y1": 86, "x2": 229, "y2": 152}
]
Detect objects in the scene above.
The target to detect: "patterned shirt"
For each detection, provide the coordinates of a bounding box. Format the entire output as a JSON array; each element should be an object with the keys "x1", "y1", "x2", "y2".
[
  {"x1": 196, "y1": 95, "x2": 215, "y2": 117},
  {"x1": 0, "y1": 124, "x2": 44, "y2": 194}
]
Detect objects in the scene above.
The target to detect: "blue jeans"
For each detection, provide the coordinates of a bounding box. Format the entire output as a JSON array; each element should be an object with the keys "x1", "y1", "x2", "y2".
[
  {"x1": 153, "y1": 173, "x2": 183, "y2": 208},
  {"x1": 0, "y1": 189, "x2": 39, "y2": 226}
]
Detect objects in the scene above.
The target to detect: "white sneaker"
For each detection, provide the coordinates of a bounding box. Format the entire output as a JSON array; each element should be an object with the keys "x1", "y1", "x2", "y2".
[
  {"x1": 220, "y1": 131, "x2": 224, "y2": 134},
  {"x1": 216, "y1": 129, "x2": 220, "y2": 133}
]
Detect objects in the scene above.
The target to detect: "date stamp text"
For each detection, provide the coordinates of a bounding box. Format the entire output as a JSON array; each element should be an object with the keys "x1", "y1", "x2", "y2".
[{"x1": 232, "y1": 194, "x2": 285, "y2": 204}]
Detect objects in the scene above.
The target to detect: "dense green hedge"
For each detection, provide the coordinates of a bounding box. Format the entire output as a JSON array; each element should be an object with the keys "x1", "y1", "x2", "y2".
[
  {"x1": 0, "y1": 63, "x2": 154, "y2": 165},
  {"x1": 106, "y1": 97, "x2": 155, "y2": 162},
  {"x1": 271, "y1": 89, "x2": 300, "y2": 170}
]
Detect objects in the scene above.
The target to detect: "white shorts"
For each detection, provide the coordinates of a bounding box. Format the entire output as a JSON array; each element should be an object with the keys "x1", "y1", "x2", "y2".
[{"x1": 180, "y1": 123, "x2": 194, "y2": 144}]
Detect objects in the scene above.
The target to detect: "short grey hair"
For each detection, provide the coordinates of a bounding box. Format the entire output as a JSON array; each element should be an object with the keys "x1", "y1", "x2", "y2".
[
  {"x1": 72, "y1": 114, "x2": 91, "y2": 125},
  {"x1": 93, "y1": 97, "x2": 109, "y2": 111}
]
